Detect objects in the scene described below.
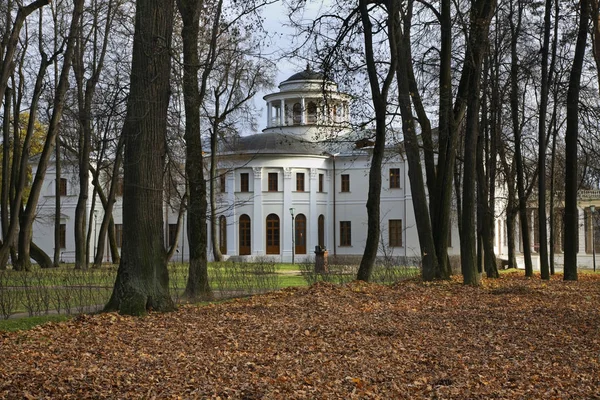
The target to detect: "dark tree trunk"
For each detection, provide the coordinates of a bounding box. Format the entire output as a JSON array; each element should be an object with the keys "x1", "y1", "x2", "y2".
[
  {"x1": 210, "y1": 117, "x2": 223, "y2": 262},
  {"x1": 1, "y1": 87, "x2": 11, "y2": 270},
  {"x1": 105, "y1": 0, "x2": 176, "y2": 314},
  {"x1": 356, "y1": 0, "x2": 396, "y2": 282},
  {"x1": 459, "y1": 0, "x2": 496, "y2": 285},
  {"x1": 477, "y1": 58, "x2": 498, "y2": 279},
  {"x1": 430, "y1": 0, "x2": 455, "y2": 280},
  {"x1": 93, "y1": 136, "x2": 124, "y2": 267},
  {"x1": 53, "y1": 128, "x2": 61, "y2": 267},
  {"x1": 31, "y1": 241, "x2": 52, "y2": 269},
  {"x1": 564, "y1": 0, "x2": 589, "y2": 281},
  {"x1": 177, "y1": 0, "x2": 212, "y2": 300},
  {"x1": 0, "y1": 50, "x2": 50, "y2": 270},
  {"x1": 389, "y1": 1, "x2": 438, "y2": 281},
  {"x1": 509, "y1": 0, "x2": 533, "y2": 277},
  {"x1": 537, "y1": 0, "x2": 553, "y2": 280},
  {"x1": 73, "y1": 0, "x2": 112, "y2": 270}
]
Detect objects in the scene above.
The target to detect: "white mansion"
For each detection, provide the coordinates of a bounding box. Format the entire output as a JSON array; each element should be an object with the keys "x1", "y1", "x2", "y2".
[{"x1": 30, "y1": 68, "x2": 600, "y2": 268}]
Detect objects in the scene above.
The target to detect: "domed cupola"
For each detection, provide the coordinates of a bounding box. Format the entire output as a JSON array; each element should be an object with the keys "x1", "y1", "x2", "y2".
[{"x1": 262, "y1": 64, "x2": 351, "y2": 142}]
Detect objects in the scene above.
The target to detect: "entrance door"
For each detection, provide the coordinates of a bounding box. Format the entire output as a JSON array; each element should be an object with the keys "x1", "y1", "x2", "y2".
[
  {"x1": 295, "y1": 214, "x2": 306, "y2": 254},
  {"x1": 239, "y1": 214, "x2": 251, "y2": 255},
  {"x1": 266, "y1": 214, "x2": 280, "y2": 254}
]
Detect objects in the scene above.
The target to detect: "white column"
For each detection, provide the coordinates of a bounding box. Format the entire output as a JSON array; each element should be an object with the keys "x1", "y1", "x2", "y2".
[
  {"x1": 252, "y1": 167, "x2": 263, "y2": 256},
  {"x1": 226, "y1": 170, "x2": 236, "y2": 256},
  {"x1": 283, "y1": 167, "x2": 293, "y2": 262},
  {"x1": 280, "y1": 99, "x2": 285, "y2": 126},
  {"x1": 326, "y1": 169, "x2": 333, "y2": 251},
  {"x1": 300, "y1": 97, "x2": 306, "y2": 125},
  {"x1": 266, "y1": 102, "x2": 272, "y2": 127},
  {"x1": 578, "y1": 207, "x2": 586, "y2": 254},
  {"x1": 309, "y1": 168, "x2": 318, "y2": 255}
]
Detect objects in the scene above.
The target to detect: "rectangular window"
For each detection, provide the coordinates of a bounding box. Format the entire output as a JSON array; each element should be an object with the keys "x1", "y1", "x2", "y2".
[
  {"x1": 220, "y1": 174, "x2": 226, "y2": 193},
  {"x1": 340, "y1": 221, "x2": 351, "y2": 246},
  {"x1": 390, "y1": 168, "x2": 400, "y2": 189},
  {"x1": 115, "y1": 224, "x2": 123, "y2": 247},
  {"x1": 59, "y1": 223, "x2": 66, "y2": 248},
  {"x1": 240, "y1": 173, "x2": 249, "y2": 192},
  {"x1": 341, "y1": 174, "x2": 350, "y2": 192},
  {"x1": 296, "y1": 173, "x2": 305, "y2": 192},
  {"x1": 59, "y1": 178, "x2": 67, "y2": 196},
  {"x1": 389, "y1": 219, "x2": 402, "y2": 247},
  {"x1": 319, "y1": 173, "x2": 324, "y2": 192},
  {"x1": 268, "y1": 172, "x2": 278, "y2": 192},
  {"x1": 168, "y1": 224, "x2": 178, "y2": 247}
]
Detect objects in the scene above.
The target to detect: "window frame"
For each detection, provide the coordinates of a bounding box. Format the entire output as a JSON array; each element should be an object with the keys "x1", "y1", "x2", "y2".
[
  {"x1": 168, "y1": 224, "x2": 178, "y2": 247},
  {"x1": 341, "y1": 174, "x2": 350, "y2": 192},
  {"x1": 219, "y1": 174, "x2": 226, "y2": 193},
  {"x1": 240, "y1": 173, "x2": 249, "y2": 192},
  {"x1": 239, "y1": 214, "x2": 251, "y2": 255},
  {"x1": 340, "y1": 221, "x2": 351, "y2": 246},
  {"x1": 389, "y1": 168, "x2": 400, "y2": 189},
  {"x1": 266, "y1": 213, "x2": 280, "y2": 254},
  {"x1": 296, "y1": 172, "x2": 305, "y2": 192},
  {"x1": 268, "y1": 172, "x2": 278, "y2": 192},
  {"x1": 59, "y1": 223, "x2": 66, "y2": 249},
  {"x1": 115, "y1": 224, "x2": 123, "y2": 247},
  {"x1": 389, "y1": 219, "x2": 402, "y2": 247},
  {"x1": 318, "y1": 173, "x2": 324, "y2": 192},
  {"x1": 59, "y1": 178, "x2": 68, "y2": 196}
]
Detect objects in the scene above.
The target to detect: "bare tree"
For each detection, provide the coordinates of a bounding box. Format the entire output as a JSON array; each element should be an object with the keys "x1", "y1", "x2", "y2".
[{"x1": 564, "y1": 0, "x2": 590, "y2": 281}]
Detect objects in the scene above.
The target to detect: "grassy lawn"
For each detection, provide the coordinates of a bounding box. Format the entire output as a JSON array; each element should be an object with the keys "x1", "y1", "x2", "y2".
[{"x1": 0, "y1": 314, "x2": 70, "y2": 332}]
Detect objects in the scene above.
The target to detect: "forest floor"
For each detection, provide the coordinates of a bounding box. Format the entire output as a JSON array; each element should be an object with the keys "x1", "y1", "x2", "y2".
[{"x1": 1, "y1": 272, "x2": 599, "y2": 399}]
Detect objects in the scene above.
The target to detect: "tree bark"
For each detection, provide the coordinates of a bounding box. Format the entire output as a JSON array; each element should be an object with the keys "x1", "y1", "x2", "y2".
[
  {"x1": 389, "y1": 0, "x2": 438, "y2": 281},
  {"x1": 356, "y1": 0, "x2": 396, "y2": 282},
  {"x1": 564, "y1": 0, "x2": 590, "y2": 281},
  {"x1": 0, "y1": 50, "x2": 50, "y2": 270},
  {"x1": 1, "y1": 86, "x2": 11, "y2": 270},
  {"x1": 105, "y1": 0, "x2": 176, "y2": 314},
  {"x1": 509, "y1": 0, "x2": 533, "y2": 277},
  {"x1": 93, "y1": 136, "x2": 124, "y2": 267},
  {"x1": 537, "y1": 0, "x2": 553, "y2": 280},
  {"x1": 176, "y1": 0, "x2": 212, "y2": 300}
]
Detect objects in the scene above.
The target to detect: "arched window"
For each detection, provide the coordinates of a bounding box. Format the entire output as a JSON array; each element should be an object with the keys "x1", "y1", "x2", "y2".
[
  {"x1": 307, "y1": 102, "x2": 317, "y2": 124},
  {"x1": 318, "y1": 215, "x2": 325, "y2": 248},
  {"x1": 295, "y1": 214, "x2": 307, "y2": 254},
  {"x1": 266, "y1": 214, "x2": 280, "y2": 254},
  {"x1": 219, "y1": 216, "x2": 227, "y2": 255},
  {"x1": 239, "y1": 214, "x2": 251, "y2": 255},
  {"x1": 293, "y1": 103, "x2": 302, "y2": 125}
]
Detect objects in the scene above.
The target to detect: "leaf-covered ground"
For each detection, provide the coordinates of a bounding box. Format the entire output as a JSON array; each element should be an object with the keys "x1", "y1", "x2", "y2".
[{"x1": 1, "y1": 273, "x2": 599, "y2": 399}]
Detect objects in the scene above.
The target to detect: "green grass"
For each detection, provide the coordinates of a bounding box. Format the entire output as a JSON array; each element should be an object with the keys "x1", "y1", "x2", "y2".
[
  {"x1": 0, "y1": 314, "x2": 70, "y2": 332},
  {"x1": 278, "y1": 275, "x2": 307, "y2": 287}
]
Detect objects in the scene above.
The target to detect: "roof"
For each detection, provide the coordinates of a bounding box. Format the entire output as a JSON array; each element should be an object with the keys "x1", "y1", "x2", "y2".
[
  {"x1": 221, "y1": 132, "x2": 325, "y2": 156},
  {"x1": 282, "y1": 65, "x2": 325, "y2": 83}
]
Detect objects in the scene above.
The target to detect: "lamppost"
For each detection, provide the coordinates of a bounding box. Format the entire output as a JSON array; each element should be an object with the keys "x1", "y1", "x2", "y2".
[
  {"x1": 289, "y1": 207, "x2": 295, "y2": 264},
  {"x1": 592, "y1": 205, "x2": 596, "y2": 272}
]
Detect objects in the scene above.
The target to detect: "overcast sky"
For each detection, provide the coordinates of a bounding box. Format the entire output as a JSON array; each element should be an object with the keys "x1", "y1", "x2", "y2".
[{"x1": 253, "y1": 0, "x2": 328, "y2": 131}]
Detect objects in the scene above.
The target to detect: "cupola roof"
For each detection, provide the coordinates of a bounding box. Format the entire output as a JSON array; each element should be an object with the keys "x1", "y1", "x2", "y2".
[{"x1": 282, "y1": 64, "x2": 325, "y2": 83}]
